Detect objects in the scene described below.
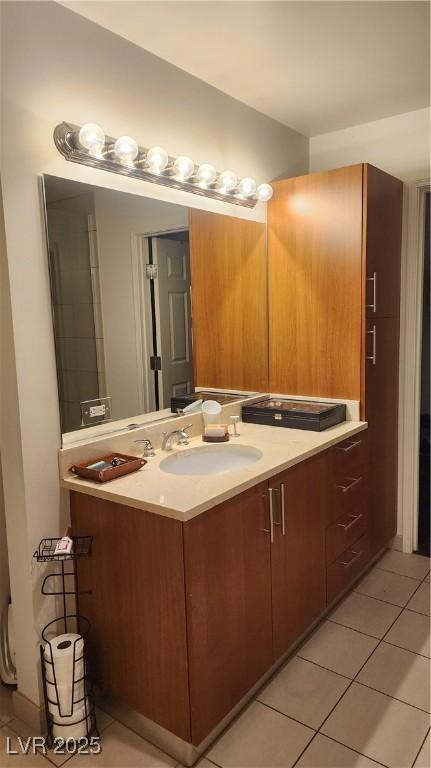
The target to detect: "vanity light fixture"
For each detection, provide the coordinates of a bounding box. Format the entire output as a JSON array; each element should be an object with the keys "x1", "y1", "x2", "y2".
[{"x1": 53, "y1": 122, "x2": 273, "y2": 208}]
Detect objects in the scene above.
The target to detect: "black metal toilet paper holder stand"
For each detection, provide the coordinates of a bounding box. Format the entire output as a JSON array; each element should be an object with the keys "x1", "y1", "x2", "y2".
[{"x1": 34, "y1": 536, "x2": 98, "y2": 747}]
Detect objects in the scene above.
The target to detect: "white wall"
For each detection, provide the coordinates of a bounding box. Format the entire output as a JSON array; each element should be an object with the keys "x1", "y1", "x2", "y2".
[
  {"x1": 0, "y1": 0, "x2": 308, "y2": 709},
  {"x1": 310, "y1": 108, "x2": 430, "y2": 181}
]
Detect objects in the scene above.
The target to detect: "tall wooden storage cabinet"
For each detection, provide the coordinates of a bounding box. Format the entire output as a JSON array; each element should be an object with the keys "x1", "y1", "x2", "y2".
[{"x1": 268, "y1": 164, "x2": 403, "y2": 556}]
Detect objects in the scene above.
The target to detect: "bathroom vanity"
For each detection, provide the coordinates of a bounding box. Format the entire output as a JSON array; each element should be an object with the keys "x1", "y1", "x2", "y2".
[{"x1": 65, "y1": 420, "x2": 370, "y2": 762}]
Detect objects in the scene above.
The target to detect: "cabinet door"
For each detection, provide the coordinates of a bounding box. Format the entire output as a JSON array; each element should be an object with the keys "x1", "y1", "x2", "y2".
[
  {"x1": 364, "y1": 165, "x2": 403, "y2": 320},
  {"x1": 184, "y1": 482, "x2": 273, "y2": 745},
  {"x1": 271, "y1": 453, "x2": 328, "y2": 660},
  {"x1": 268, "y1": 165, "x2": 363, "y2": 399},
  {"x1": 70, "y1": 493, "x2": 191, "y2": 742},
  {"x1": 365, "y1": 317, "x2": 400, "y2": 555}
]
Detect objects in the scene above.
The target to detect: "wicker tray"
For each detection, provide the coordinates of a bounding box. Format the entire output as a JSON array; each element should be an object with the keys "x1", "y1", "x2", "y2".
[{"x1": 70, "y1": 453, "x2": 146, "y2": 482}]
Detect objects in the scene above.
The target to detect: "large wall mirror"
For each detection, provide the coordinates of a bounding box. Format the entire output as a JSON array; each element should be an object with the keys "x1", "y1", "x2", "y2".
[{"x1": 42, "y1": 175, "x2": 268, "y2": 439}]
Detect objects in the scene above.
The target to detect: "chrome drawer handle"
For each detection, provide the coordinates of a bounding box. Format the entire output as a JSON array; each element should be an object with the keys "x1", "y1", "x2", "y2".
[
  {"x1": 367, "y1": 271, "x2": 377, "y2": 313},
  {"x1": 336, "y1": 476, "x2": 362, "y2": 494},
  {"x1": 367, "y1": 325, "x2": 376, "y2": 365},
  {"x1": 335, "y1": 439, "x2": 362, "y2": 453},
  {"x1": 337, "y1": 512, "x2": 363, "y2": 532},
  {"x1": 336, "y1": 549, "x2": 362, "y2": 569}
]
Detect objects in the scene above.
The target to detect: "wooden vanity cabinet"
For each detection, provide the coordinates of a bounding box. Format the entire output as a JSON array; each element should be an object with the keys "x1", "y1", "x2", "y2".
[
  {"x1": 71, "y1": 448, "x2": 334, "y2": 747},
  {"x1": 268, "y1": 164, "x2": 403, "y2": 562}
]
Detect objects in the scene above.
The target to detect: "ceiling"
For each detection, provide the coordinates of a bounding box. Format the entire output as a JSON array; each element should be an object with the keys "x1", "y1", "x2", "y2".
[{"x1": 60, "y1": 1, "x2": 430, "y2": 137}]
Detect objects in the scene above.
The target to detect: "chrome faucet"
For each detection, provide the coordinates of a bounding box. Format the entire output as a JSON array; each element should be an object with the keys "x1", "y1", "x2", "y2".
[
  {"x1": 133, "y1": 438, "x2": 156, "y2": 458},
  {"x1": 161, "y1": 424, "x2": 192, "y2": 451}
]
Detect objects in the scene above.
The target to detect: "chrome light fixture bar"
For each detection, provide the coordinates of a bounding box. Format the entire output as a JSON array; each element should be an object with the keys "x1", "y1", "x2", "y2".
[{"x1": 53, "y1": 122, "x2": 273, "y2": 209}]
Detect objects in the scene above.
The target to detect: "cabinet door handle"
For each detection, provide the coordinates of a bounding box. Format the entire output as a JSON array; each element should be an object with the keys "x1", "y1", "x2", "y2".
[
  {"x1": 336, "y1": 549, "x2": 362, "y2": 569},
  {"x1": 337, "y1": 512, "x2": 363, "y2": 532},
  {"x1": 367, "y1": 271, "x2": 377, "y2": 313},
  {"x1": 367, "y1": 325, "x2": 376, "y2": 365},
  {"x1": 335, "y1": 439, "x2": 362, "y2": 453},
  {"x1": 280, "y1": 483, "x2": 286, "y2": 536},
  {"x1": 335, "y1": 476, "x2": 362, "y2": 494},
  {"x1": 262, "y1": 487, "x2": 275, "y2": 543}
]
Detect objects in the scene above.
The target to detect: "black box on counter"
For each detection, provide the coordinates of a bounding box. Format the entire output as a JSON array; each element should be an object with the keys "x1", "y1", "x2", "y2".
[{"x1": 242, "y1": 398, "x2": 346, "y2": 431}]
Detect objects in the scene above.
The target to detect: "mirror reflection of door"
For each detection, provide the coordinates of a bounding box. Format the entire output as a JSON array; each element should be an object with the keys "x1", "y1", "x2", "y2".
[{"x1": 150, "y1": 232, "x2": 194, "y2": 409}]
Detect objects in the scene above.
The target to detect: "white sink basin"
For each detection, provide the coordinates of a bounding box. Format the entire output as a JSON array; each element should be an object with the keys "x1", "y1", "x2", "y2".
[{"x1": 159, "y1": 444, "x2": 262, "y2": 476}]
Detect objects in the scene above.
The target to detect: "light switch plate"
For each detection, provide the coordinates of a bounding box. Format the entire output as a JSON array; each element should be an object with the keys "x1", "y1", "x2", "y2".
[{"x1": 80, "y1": 396, "x2": 112, "y2": 426}]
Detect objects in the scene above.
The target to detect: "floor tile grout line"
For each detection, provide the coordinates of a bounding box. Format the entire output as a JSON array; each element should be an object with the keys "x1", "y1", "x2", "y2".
[
  {"x1": 315, "y1": 732, "x2": 389, "y2": 768},
  {"x1": 292, "y1": 581, "x2": 427, "y2": 768},
  {"x1": 382, "y1": 638, "x2": 431, "y2": 661},
  {"x1": 353, "y1": 680, "x2": 431, "y2": 715},
  {"x1": 256, "y1": 699, "x2": 318, "y2": 732},
  {"x1": 373, "y1": 565, "x2": 425, "y2": 582},
  {"x1": 410, "y1": 725, "x2": 430, "y2": 768},
  {"x1": 354, "y1": 587, "x2": 415, "y2": 610},
  {"x1": 326, "y1": 615, "x2": 401, "y2": 641}
]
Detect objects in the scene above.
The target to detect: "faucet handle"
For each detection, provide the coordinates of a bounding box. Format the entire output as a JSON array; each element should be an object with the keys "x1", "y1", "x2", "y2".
[
  {"x1": 178, "y1": 424, "x2": 193, "y2": 446},
  {"x1": 134, "y1": 438, "x2": 155, "y2": 457},
  {"x1": 230, "y1": 415, "x2": 240, "y2": 436}
]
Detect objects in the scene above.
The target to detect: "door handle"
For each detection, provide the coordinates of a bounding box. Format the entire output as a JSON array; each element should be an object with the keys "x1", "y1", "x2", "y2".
[
  {"x1": 367, "y1": 272, "x2": 377, "y2": 313},
  {"x1": 262, "y1": 487, "x2": 276, "y2": 543},
  {"x1": 367, "y1": 325, "x2": 376, "y2": 365},
  {"x1": 280, "y1": 483, "x2": 286, "y2": 536},
  {"x1": 335, "y1": 476, "x2": 362, "y2": 493}
]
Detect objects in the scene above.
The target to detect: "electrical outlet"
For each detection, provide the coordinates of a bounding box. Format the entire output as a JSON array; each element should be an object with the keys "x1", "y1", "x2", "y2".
[{"x1": 80, "y1": 397, "x2": 112, "y2": 426}]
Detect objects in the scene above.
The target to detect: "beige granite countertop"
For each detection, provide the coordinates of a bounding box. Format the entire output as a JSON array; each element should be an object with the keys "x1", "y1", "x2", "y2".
[{"x1": 61, "y1": 420, "x2": 367, "y2": 522}]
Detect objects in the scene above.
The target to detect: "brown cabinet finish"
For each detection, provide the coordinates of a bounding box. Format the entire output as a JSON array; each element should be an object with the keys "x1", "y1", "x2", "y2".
[
  {"x1": 327, "y1": 533, "x2": 370, "y2": 605},
  {"x1": 189, "y1": 209, "x2": 267, "y2": 392},
  {"x1": 364, "y1": 164, "x2": 403, "y2": 320},
  {"x1": 70, "y1": 492, "x2": 191, "y2": 742},
  {"x1": 183, "y1": 482, "x2": 273, "y2": 745},
  {"x1": 365, "y1": 316, "x2": 400, "y2": 555},
  {"x1": 270, "y1": 452, "x2": 328, "y2": 660},
  {"x1": 268, "y1": 165, "x2": 363, "y2": 399}
]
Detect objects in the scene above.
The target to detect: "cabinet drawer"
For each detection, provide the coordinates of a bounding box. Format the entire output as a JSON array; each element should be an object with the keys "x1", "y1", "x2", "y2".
[
  {"x1": 327, "y1": 472, "x2": 366, "y2": 525},
  {"x1": 326, "y1": 505, "x2": 366, "y2": 565},
  {"x1": 332, "y1": 432, "x2": 367, "y2": 481},
  {"x1": 326, "y1": 533, "x2": 369, "y2": 605}
]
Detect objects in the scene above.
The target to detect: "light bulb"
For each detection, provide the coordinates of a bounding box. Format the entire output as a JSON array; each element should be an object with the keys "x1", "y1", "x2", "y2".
[
  {"x1": 78, "y1": 123, "x2": 105, "y2": 154},
  {"x1": 146, "y1": 146, "x2": 169, "y2": 173},
  {"x1": 256, "y1": 183, "x2": 273, "y2": 202},
  {"x1": 238, "y1": 177, "x2": 257, "y2": 198},
  {"x1": 197, "y1": 163, "x2": 217, "y2": 186},
  {"x1": 173, "y1": 155, "x2": 195, "y2": 180},
  {"x1": 218, "y1": 170, "x2": 238, "y2": 193},
  {"x1": 114, "y1": 135, "x2": 138, "y2": 165}
]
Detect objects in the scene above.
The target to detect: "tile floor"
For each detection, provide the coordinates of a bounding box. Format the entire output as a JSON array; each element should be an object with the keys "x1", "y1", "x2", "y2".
[{"x1": 1, "y1": 549, "x2": 429, "y2": 768}]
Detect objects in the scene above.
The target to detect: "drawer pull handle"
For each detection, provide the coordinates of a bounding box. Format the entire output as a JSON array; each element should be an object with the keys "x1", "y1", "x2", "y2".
[
  {"x1": 337, "y1": 512, "x2": 363, "y2": 532},
  {"x1": 335, "y1": 439, "x2": 362, "y2": 453},
  {"x1": 337, "y1": 549, "x2": 362, "y2": 569},
  {"x1": 336, "y1": 476, "x2": 362, "y2": 494},
  {"x1": 367, "y1": 325, "x2": 377, "y2": 365}
]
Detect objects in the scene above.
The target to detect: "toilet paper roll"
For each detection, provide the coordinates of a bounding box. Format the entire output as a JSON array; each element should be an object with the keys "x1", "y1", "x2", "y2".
[
  {"x1": 45, "y1": 679, "x2": 86, "y2": 717},
  {"x1": 51, "y1": 701, "x2": 91, "y2": 741},
  {"x1": 44, "y1": 634, "x2": 85, "y2": 717}
]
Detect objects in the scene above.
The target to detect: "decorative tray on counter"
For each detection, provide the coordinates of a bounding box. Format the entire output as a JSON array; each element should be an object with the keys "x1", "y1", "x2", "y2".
[
  {"x1": 242, "y1": 398, "x2": 346, "y2": 431},
  {"x1": 70, "y1": 453, "x2": 147, "y2": 483}
]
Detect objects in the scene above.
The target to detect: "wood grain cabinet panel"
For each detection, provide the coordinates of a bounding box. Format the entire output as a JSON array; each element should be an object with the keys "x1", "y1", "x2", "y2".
[
  {"x1": 268, "y1": 165, "x2": 363, "y2": 399},
  {"x1": 364, "y1": 165, "x2": 403, "y2": 319},
  {"x1": 189, "y1": 209, "x2": 267, "y2": 392},
  {"x1": 365, "y1": 316, "x2": 400, "y2": 556},
  {"x1": 71, "y1": 492, "x2": 191, "y2": 742},
  {"x1": 183, "y1": 482, "x2": 273, "y2": 745},
  {"x1": 270, "y1": 452, "x2": 329, "y2": 660}
]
